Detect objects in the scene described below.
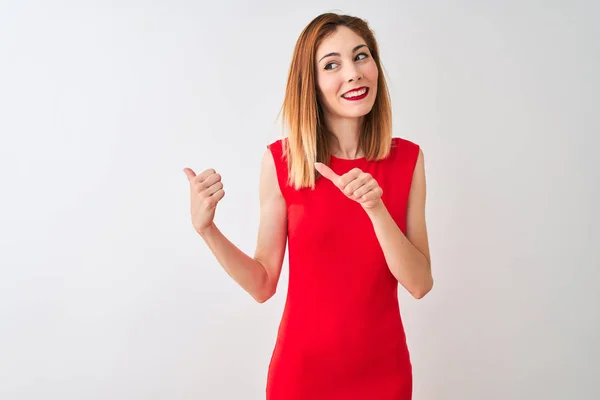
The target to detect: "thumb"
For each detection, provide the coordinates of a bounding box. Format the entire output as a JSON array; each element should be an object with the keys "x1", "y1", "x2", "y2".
[
  {"x1": 314, "y1": 162, "x2": 340, "y2": 184},
  {"x1": 183, "y1": 167, "x2": 196, "y2": 182}
]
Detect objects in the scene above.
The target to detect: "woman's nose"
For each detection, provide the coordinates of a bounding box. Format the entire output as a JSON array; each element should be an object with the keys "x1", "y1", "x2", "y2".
[
  {"x1": 347, "y1": 67, "x2": 363, "y2": 82},
  {"x1": 345, "y1": 63, "x2": 362, "y2": 82}
]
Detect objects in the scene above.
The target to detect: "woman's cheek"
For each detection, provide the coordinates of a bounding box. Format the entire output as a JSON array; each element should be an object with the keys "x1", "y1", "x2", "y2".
[{"x1": 367, "y1": 62, "x2": 379, "y2": 80}]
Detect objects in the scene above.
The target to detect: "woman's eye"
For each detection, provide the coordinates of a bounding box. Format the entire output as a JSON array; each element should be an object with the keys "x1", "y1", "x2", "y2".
[{"x1": 324, "y1": 53, "x2": 369, "y2": 70}]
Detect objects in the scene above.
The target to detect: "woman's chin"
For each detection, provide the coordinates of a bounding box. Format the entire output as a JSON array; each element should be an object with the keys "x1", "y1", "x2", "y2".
[
  {"x1": 339, "y1": 106, "x2": 375, "y2": 119},
  {"x1": 322, "y1": 102, "x2": 375, "y2": 120}
]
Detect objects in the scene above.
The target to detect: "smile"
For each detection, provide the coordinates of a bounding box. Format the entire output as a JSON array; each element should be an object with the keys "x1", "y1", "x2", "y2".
[{"x1": 342, "y1": 87, "x2": 369, "y2": 100}]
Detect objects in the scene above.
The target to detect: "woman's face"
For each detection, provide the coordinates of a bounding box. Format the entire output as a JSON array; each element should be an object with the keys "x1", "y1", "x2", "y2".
[{"x1": 315, "y1": 26, "x2": 379, "y2": 120}]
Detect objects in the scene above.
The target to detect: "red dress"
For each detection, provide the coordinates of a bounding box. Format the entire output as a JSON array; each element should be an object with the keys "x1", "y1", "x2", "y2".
[{"x1": 265, "y1": 137, "x2": 420, "y2": 400}]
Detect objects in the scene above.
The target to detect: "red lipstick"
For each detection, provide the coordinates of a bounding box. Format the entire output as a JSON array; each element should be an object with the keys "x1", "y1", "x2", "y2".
[{"x1": 341, "y1": 86, "x2": 369, "y2": 101}]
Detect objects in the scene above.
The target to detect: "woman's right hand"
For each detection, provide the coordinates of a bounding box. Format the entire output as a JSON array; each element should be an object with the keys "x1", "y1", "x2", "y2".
[{"x1": 183, "y1": 168, "x2": 225, "y2": 235}]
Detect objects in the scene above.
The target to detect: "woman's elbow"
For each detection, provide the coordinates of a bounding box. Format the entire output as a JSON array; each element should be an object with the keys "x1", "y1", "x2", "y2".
[
  {"x1": 253, "y1": 285, "x2": 276, "y2": 303},
  {"x1": 411, "y1": 278, "x2": 434, "y2": 299}
]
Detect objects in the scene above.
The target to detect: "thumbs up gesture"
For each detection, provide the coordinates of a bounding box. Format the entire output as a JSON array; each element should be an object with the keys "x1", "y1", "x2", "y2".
[
  {"x1": 183, "y1": 167, "x2": 225, "y2": 235},
  {"x1": 314, "y1": 162, "x2": 384, "y2": 211}
]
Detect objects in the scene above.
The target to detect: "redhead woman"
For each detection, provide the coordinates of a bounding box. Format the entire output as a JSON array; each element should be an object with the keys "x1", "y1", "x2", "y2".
[{"x1": 184, "y1": 12, "x2": 433, "y2": 400}]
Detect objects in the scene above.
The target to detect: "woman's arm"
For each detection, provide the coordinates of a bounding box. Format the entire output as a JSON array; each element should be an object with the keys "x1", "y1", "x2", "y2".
[
  {"x1": 366, "y1": 148, "x2": 433, "y2": 298},
  {"x1": 199, "y1": 149, "x2": 287, "y2": 303}
]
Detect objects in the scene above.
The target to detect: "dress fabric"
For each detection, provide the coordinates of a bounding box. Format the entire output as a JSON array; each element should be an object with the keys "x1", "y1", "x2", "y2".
[{"x1": 265, "y1": 137, "x2": 421, "y2": 400}]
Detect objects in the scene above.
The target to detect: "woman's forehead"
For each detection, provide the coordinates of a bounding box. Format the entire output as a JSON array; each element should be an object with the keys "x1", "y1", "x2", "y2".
[{"x1": 316, "y1": 28, "x2": 367, "y2": 60}]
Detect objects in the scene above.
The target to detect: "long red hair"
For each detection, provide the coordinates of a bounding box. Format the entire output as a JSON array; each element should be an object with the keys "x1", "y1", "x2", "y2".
[{"x1": 278, "y1": 12, "x2": 393, "y2": 190}]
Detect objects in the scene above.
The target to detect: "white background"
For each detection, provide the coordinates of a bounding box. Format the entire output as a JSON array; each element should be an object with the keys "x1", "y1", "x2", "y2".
[{"x1": 1, "y1": 0, "x2": 598, "y2": 399}]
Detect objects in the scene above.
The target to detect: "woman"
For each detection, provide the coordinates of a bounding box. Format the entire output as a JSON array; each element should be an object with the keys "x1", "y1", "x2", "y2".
[{"x1": 183, "y1": 12, "x2": 433, "y2": 400}]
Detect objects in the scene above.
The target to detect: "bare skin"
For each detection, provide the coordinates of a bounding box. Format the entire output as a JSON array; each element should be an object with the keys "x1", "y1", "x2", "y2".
[
  {"x1": 184, "y1": 146, "x2": 432, "y2": 301},
  {"x1": 315, "y1": 152, "x2": 432, "y2": 298},
  {"x1": 184, "y1": 25, "x2": 432, "y2": 301},
  {"x1": 183, "y1": 149, "x2": 286, "y2": 303}
]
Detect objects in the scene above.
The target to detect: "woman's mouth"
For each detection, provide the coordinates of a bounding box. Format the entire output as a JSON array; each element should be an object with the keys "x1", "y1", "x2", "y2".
[{"x1": 341, "y1": 87, "x2": 369, "y2": 101}]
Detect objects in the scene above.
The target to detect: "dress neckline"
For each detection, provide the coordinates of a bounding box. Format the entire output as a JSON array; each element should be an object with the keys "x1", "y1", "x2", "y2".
[{"x1": 330, "y1": 154, "x2": 366, "y2": 162}]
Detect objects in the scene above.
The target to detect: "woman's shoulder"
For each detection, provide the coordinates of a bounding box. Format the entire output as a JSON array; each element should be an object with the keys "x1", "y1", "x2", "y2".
[
  {"x1": 266, "y1": 137, "x2": 290, "y2": 163},
  {"x1": 267, "y1": 137, "x2": 289, "y2": 149},
  {"x1": 392, "y1": 136, "x2": 420, "y2": 150},
  {"x1": 390, "y1": 136, "x2": 421, "y2": 167}
]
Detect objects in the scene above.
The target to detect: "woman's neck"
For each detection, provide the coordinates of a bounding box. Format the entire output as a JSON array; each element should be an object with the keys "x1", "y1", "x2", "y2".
[{"x1": 325, "y1": 115, "x2": 364, "y2": 159}]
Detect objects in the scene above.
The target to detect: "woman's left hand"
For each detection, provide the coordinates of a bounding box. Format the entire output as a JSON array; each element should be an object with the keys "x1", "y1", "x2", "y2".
[{"x1": 314, "y1": 162, "x2": 384, "y2": 210}]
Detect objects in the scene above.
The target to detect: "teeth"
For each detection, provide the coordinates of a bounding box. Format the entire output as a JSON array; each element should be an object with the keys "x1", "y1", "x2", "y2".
[{"x1": 343, "y1": 88, "x2": 367, "y2": 98}]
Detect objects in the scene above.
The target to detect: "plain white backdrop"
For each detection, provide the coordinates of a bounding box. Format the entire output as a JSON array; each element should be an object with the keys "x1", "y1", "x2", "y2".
[{"x1": 1, "y1": 0, "x2": 598, "y2": 399}]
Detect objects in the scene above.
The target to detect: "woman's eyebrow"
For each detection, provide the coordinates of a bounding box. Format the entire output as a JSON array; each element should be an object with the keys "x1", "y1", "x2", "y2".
[{"x1": 318, "y1": 44, "x2": 368, "y2": 63}]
